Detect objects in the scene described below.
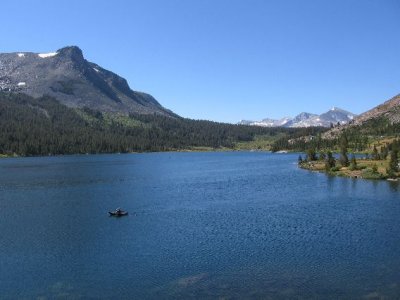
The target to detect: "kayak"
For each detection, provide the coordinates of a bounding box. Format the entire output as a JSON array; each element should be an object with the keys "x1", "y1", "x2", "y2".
[{"x1": 108, "y1": 209, "x2": 128, "y2": 217}]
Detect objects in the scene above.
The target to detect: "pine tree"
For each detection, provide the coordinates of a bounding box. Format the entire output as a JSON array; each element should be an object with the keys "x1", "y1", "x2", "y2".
[
  {"x1": 325, "y1": 151, "x2": 336, "y2": 171},
  {"x1": 339, "y1": 145, "x2": 349, "y2": 167},
  {"x1": 387, "y1": 149, "x2": 399, "y2": 178},
  {"x1": 319, "y1": 152, "x2": 326, "y2": 161},
  {"x1": 372, "y1": 164, "x2": 378, "y2": 174},
  {"x1": 306, "y1": 148, "x2": 317, "y2": 161},
  {"x1": 340, "y1": 151, "x2": 349, "y2": 167},
  {"x1": 316, "y1": 133, "x2": 322, "y2": 150},
  {"x1": 349, "y1": 154, "x2": 357, "y2": 170},
  {"x1": 340, "y1": 134, "x2": 349, "y2": 150},
  {"x1": 298, "y1": 155, "x2": 303, "y2": 165},
  {"x1": 372, "y1": 145, "x2": 379, "y2": 160},
  {"x1": 380, "y1": 146, "x2": 389, "y2": 160}
]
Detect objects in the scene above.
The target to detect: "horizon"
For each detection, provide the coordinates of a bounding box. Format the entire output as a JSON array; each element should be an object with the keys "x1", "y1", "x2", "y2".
[
  {"x1": 1, "y1": 0, "x2": 399, "y2": 123},
  {"x1": 239, "y1": 106, "x2": 357, "y2": 123}
]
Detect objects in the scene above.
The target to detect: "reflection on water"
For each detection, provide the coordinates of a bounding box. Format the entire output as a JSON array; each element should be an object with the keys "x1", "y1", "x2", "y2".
[
  {"x1": 388, "y1": 181, "x2": 400, "y2": 192},
  {"x1": 0, "y1": 152, "x2": 399, "y2": 299}
]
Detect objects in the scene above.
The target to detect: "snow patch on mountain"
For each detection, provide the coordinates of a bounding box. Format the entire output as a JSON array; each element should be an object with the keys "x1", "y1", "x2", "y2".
[
  {"x1": 0, "y1": 46, "x2": 175, "y2": 116},
  {"x1": 38, "y1": 52, "x2": 58, "y2": 58},
  {"x1": 239, "y1": 107, "x2": 356, "y2": 128}
]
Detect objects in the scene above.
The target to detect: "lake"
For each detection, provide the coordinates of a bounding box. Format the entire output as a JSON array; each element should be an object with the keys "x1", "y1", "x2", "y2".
[{"x1": 0, "y1": 152, "x2": 399, "y2": 299}]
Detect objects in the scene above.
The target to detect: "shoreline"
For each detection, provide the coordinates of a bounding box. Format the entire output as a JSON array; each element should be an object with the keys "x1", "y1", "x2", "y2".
[
  {"x1": 298, "y1": 160, "x2": 399, "y2": 181},
  {"x1": 0, "y1": 148, "x2": 275, "y2": 159}
]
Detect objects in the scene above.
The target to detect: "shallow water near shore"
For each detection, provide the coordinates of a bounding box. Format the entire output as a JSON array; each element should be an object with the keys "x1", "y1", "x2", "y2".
[{"x1": 0, "y1": 152, "x2": 399, "y2": 299}]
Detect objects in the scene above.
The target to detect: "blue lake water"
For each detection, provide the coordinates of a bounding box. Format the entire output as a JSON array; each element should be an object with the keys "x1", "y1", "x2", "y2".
[{"x1": 0, "y1": 152, "x2": 399, "y2": 299}]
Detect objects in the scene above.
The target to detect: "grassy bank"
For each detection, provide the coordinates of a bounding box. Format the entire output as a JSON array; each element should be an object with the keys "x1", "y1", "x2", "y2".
[
  {"x1": 234, "y1": 134, "x2": 285, "y2": 151},
  {"x1": 299, "y1": 158, "x2": 399, "y2": 180},
  {"x1": 0, "y1": 153, "x2": 18, "y2": 158}
]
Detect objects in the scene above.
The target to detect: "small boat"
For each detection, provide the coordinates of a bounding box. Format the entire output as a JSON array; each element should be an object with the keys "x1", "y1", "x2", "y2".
[{"x1": 108, "y1": 208, "x2": 128, "y2": 217}]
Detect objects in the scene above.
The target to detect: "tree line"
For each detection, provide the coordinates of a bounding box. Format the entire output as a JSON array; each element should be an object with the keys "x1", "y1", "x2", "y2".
[
  {"x1": 0, "y1": 92, "x2": 312, "y2": 156},
  {"x1": 298, "y1": 138, "x2": 399, "y2": 177}
]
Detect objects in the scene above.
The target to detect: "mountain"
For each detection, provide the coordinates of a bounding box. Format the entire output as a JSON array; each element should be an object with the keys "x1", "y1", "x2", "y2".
[
  {"x1": 239, "y1": 117, "x2": 292, "y2": 127},
  {"x1": 352, "y1": 94, "x2": 400, "y2": 125},
  {"x1": 322, "y1": 94, "x2": 400, "y2": 139},
  {"x1": 239, "y1": 107, "x2": 356, "y2": 128},
  {"x1": 250, "y1": 117, "x2": 292, "y2": 127},
  {"x1": 0, "y1": 46, "x2": 174, "y2": 116},
  {"x1": 284, "y1": 112, "x2": 318, "y2": 127},
  {"x1": 271, "y1": 92, "x2": 400, "y2": 152}
]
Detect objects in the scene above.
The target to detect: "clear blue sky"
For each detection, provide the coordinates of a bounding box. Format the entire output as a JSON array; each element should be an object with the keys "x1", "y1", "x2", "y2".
[{"x1": 1, "y1": 0, "x2": 400, "y2": 123}]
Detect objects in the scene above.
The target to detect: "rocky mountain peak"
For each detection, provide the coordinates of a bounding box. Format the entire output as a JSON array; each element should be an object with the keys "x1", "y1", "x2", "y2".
[
  {"x1": 293, "y1": 112, "x2": 318, "y2": 121},
  {"x1": 56, "y1": 46, "x2": 84, "y2": 62},
  {"x1": 0, "y1": 46, "x2": 175, "y2": 116},
  {"x1": 240, "y1": 107, "x2": 356, "y2": 128}
]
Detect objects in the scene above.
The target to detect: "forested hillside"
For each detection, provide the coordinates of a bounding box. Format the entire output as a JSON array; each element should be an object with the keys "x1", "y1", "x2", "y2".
[
  {"x1": 271, "y1": 93, "x2": 400, "y2": 153},
  {"x1": 271, "y1": 117, "x2": 400, "y2": 153},
  {"x1": 0, "y1": 93, "x2": 318, "y2": 156}
]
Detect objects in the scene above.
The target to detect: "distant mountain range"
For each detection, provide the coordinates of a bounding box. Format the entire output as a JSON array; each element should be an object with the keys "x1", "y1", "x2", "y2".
[
  {"x1": 0, "y1": 46, "x2": 174, "y2": 116},
  {"x1": 239, "y1": 107, "x2": 357, "y2": 128}
]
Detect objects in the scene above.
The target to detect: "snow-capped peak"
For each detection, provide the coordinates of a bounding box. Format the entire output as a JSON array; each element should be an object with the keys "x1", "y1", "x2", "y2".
[
  {"x1": 239, "y1": 107, "x2": 356, "y2": 128},
  {"x1": 38, "y1": 52, "x2": 58, "y2": 58}
]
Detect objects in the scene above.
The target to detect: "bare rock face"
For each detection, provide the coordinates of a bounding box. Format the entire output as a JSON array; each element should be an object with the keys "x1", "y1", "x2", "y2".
[
  {"x1": 354, "y1": 94, "x2": 400, "y2": 125},
  {"x1": 0, "y1": 46, "x2": 175, "y2": 116}
]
